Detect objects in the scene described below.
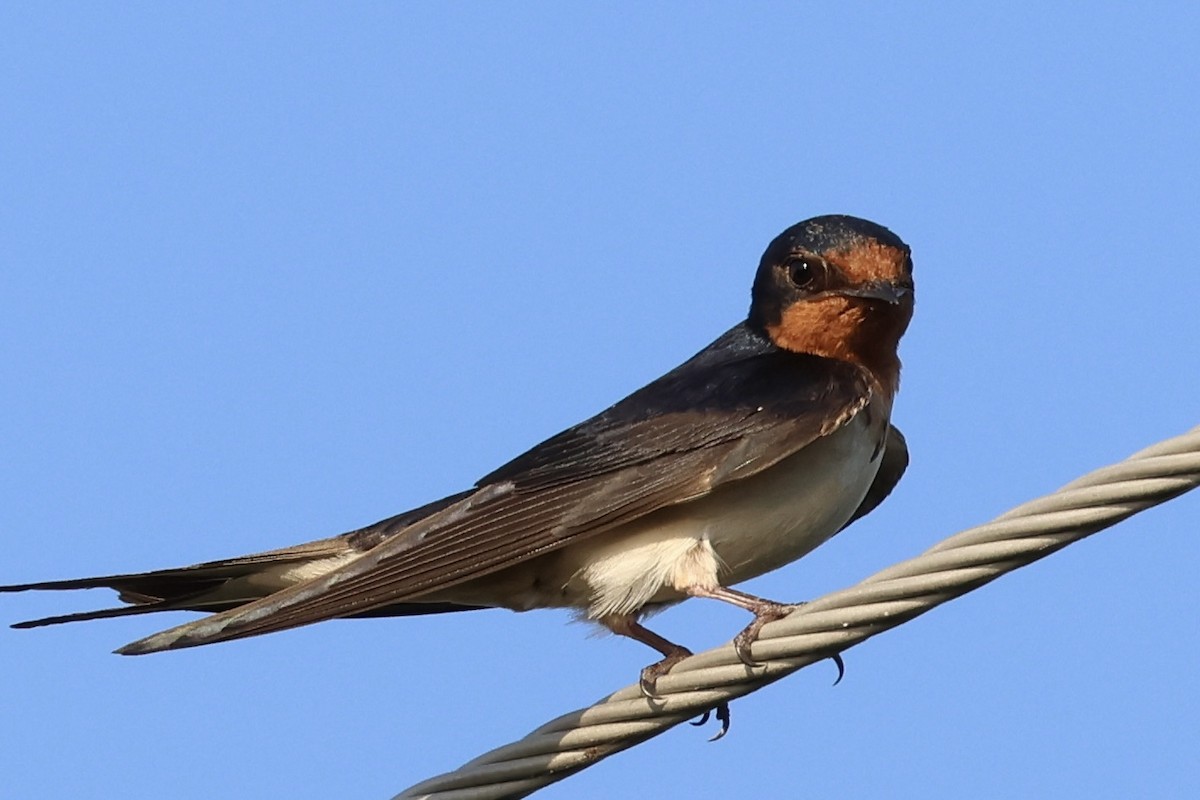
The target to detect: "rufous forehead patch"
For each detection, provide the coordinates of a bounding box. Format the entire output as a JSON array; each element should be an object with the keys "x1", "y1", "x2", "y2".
[{"x1": 823, "y1": 241, "x2": 909, "y2": 284}]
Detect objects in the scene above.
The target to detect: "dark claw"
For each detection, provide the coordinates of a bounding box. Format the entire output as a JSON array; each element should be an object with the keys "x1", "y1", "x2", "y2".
[
  {"x1": 830, "y1": 652, "x2": 846, "y2": 686},
  {"x1": 733, "y1": 631, "x2": 764, "y2": 669},
  {"x1": 639, "y1": 670, "x2": 661, "y2": 700},
  {"x1": 638, "y1": 646, "x2": 693, "y2": 700},
  {"x1": 708, "y1": 702, "x2": 731, "y2": 741},
  {"x1": 731, "y1": 601, "x2": 798, "y2": 669},
  {"x1": 689, "y1": 703, "x2": 732, "y2": 740}
]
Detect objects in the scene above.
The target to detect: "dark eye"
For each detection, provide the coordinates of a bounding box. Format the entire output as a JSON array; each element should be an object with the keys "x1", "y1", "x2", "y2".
[{"x1": 787, "y1": 257, "x2": 821, "y2": 289}]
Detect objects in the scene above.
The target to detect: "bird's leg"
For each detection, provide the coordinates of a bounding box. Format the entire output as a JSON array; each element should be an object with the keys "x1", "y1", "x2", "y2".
[
  {"x1": 601, "y1": 614, "x2": 693, "y2": 699},
  {"x1": 601, "y1": 614, "x2": 732, "y2": 740},
  {"x1": 686, "y1": 586, "x2": 804, "y2": 669}
]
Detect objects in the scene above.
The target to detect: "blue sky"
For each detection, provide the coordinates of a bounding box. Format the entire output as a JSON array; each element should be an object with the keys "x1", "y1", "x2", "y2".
[{"x1": 2, "y1": 4, "x2": 1198, "y2": 798}]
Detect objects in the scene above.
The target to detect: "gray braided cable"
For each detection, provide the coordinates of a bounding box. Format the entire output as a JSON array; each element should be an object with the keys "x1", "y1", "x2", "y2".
[{"x1": 395, "y1": 425, "x2": 1200, "y2": 800}]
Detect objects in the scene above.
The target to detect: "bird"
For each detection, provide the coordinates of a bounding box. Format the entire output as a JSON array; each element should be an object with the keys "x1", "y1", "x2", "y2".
[{"x1": 3, "y1": 214, "x2": 914, "y2": 732}]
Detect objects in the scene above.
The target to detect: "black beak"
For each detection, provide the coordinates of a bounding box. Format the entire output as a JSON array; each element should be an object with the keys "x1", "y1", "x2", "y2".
[{"x1": 832, "y1": 281, "x2": 910, "y2": 305}]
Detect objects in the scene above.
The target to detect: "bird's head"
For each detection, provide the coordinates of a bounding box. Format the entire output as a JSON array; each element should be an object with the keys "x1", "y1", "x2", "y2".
[{"x1": 748, "y1": 214, "x2": 914, "y2": 395}]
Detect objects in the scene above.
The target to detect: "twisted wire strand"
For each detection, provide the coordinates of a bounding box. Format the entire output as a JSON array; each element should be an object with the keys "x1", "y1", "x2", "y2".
[{"x1": 396, "y1": 425, "x2": 1200, "y2": 800}]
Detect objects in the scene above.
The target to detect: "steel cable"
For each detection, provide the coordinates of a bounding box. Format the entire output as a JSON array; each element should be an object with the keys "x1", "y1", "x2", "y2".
[{"x1": 396, "y1": 425, "x2": 1200, "y2": 800}]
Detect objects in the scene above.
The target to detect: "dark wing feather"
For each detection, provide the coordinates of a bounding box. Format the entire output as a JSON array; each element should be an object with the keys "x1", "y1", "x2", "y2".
[
  {"x1": 477, "y1": 324, "x2": 853, "y2": 489},
  {"x1": 118, "y1": 324, "x2": 874, "y2": 654},
  {"x1": 2, "y1": 490, "x2": 477, "y2": 628},
  {"x1": 839, "y1": 425, "x2": 907, "y2": 531}
]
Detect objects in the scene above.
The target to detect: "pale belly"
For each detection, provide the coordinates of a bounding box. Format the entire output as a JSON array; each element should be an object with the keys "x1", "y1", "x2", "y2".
[{"x1": 443, "y1": 410, "x2": 887, "y2": 618}]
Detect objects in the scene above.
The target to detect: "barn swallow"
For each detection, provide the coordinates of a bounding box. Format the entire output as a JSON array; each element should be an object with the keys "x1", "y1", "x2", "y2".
[{"x1": 3, "y1": 214, "x2": 913, "y2": 733}]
